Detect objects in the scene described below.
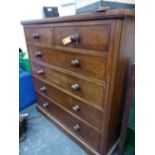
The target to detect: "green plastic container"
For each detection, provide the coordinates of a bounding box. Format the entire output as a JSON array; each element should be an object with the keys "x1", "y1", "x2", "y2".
[
  {"x1": 19, "y1": 53, "x2": 31, "y2": 72},
  {"x1": 19, "y1": 52, "x2": 26, "y2": 59},
  {"x1": 23, "y1": 58, "x2": 31, "y2": 72}
]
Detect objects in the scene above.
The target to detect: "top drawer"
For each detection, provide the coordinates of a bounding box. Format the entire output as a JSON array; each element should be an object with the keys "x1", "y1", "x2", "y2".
[
  {"x1": 24, "y1": 26, "x2": 51, "y2": 44},
  {"x1": 53, "y1": 21, "x2": 111, "y2": 52}
]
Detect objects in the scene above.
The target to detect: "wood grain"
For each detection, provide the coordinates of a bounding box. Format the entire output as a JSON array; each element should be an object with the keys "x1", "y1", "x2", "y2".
[
  {"x1": 36, "y1": 93, "x2": 101, "y2": 151},
  {"x1": 53, "y1": 22, "x2": 111, "y2": 51},
  {"x1": 102, "y1": 18, "x2": 135, "y2": 154},
  {"x1": 24, "y1": 26, "x2": 52, "y2": 44},
  {"x1": 31, "y1": 61, "x2": 105, "y2": 108},
  {"x1": 22, "y1": 10, "x2": 135, "y2": 155},
  {"x1": 27, "y1": 44, "x2": 107, "y2": 81},
  {"x1": 36, "y1": 104, "x2": 100, "y2": 155},
  {"x1": 33, "y1": 77, "x2": 103, "y2": 130},
  {"x1": 21, "y1": 9, "x2": 134, "y2": 25}
]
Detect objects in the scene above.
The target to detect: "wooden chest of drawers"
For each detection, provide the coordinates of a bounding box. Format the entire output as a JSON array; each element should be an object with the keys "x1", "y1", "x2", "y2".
[{"x1": 21, "y1": 9, "x2": 135, "y2": 155}]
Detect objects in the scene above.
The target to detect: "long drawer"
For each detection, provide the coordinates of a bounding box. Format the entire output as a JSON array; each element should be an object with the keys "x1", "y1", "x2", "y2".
[
  {"x1": 27, "y1": 44, "x2": 107, "y2": 81},
  {"x1": 37, "y1": 93, "x2": 101, "y2": 151},
  {"x1": 31, "y1": 61, "x2": 105, "y2": 108},
  {"x1": 33, "y1": 77, "x2": 103, "y2": 130}
]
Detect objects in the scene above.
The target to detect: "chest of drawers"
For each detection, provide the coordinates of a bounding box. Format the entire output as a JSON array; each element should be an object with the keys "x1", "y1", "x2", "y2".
[{"x1": 21, "y1": 9, "x2": 135, "y2": 155}]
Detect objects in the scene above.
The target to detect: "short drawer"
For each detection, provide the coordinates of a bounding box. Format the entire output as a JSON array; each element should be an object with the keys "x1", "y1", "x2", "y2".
[
  {"x1": 24, "y1": 27, "x2": 51, "y2": 44},
  {"x1": 36, "y1": 93, "x2": 101, "y2": 151},
  {"x1": 28, "y1": 45, "x2": 107, "y2": 81},
  {"x1": 31, "y1": 61, "x2": 105, "y2": 108},
  {"x1": 33, "y1": 77, "x2": 103, "y2": 129},
  {"x1": 53, "y1": 21, "x2": 111, "y2": 52}
]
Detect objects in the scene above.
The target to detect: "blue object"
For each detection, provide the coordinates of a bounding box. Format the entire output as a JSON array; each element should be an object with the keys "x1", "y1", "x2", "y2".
[{"x1": 19, "y1": 68, "x2": 36, "y2": 111}]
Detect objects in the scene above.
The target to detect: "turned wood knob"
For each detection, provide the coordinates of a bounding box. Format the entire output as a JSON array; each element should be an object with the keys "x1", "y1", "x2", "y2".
[
  {"x1": 40, "y1": 86, "x2": 46, "y2": 92},
  {"x1": 70, "y1": 59, "x2": 80, "y2": 67},
  {"x1": 35, "y1": 51, "x2": 42, "y2": 57},
  {"x1": 71, "y1": 83, "x2": 80, "y2": 90},
  {"x1": 72, "y1": 105, "x2": 80, "y2": 112},
  {"x1": 37, "y1": 69, "x2": 44, "y2": 75},
  {"x1": 73, "y1": 124, "x2": 80, "y2": 131},
  {"x1": 32, "y1": 33, "x2": 40, "y2": 40},
  {"x1": 42, "y1": 102, "x2": 48, "y2": 108},
  {"x1": 71, "y1": 33, "x2": 79, "y2": 43}
]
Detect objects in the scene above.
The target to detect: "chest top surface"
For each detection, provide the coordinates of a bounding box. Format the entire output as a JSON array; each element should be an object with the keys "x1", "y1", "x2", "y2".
[{"x1": 21, "y1": 9, "x2": 134, "y2": 25}]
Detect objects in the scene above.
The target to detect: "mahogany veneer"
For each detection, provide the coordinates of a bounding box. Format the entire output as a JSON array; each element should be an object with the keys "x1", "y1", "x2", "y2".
[{"x1": 21, "y1": 9, "x2": 135, "y2": 155}]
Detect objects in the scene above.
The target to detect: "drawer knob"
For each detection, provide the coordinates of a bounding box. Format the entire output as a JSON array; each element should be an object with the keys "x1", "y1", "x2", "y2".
[
  {"x1": 32, "y1": 33, "x2": 40, "y2": 40},
  {"x1": 72, "y1": 105, "x2": 80, "y2": 112},
  {"x1": 40, "y1": 86, "x2": 46, "y2": 92},
  {"x1": 42, "y1": 102, "x2": 48, "y2": 108},
  {"x1": 73, "y1": 124, "x2": 80, "y2": 131},
  {"x1": 71, "y1": 83, "x2": 80, "y2": 91},
  {"x1": 37, "y1": 69, "x2": 44, "y2": 75},
  {"x1": 35, "y1": 51, "x2": 42, "y2": 57},
  {"x1": 70, "y1": 59, "x2": 80, "y2": 67},
  {"x1": 71, "y1": 33, "x2": 79, "y2": 43}
]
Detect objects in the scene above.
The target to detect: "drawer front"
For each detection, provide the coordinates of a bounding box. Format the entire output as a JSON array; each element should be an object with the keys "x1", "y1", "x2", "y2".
[
  {"x1": 53, "y1": 22, "x2": 111, "y2": 51},
  {"x1": 33, "y1": 77, "x2": 103, "y2": 129},
  {"x1": 31, "y1": 62, "x2": 105, "y2": 108},
  {"x1": 28, "y1": 45, "x2": 107, "y2": 81},
  {"x1": 53, "y1": 26, "x2": 75, "y2": 48},
  {"x1": 24, "y1": 27, "x2": 51, "y2": 44},
  {"x1": 37, "y1": 93, "x2": 101, "y2": 150}
]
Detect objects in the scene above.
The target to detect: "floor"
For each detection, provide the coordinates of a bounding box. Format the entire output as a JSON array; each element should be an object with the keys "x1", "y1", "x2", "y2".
[{"x1": 19, "y1": 104, "x2": 88, "y2": 155}]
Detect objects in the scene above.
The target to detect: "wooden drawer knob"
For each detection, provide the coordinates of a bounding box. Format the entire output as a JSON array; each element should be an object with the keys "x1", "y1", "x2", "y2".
[
  {"x1": 73, "y1": 124, "x2": 80, "y2": 131},
  {"x1": 72, "y1": 105, "x2": 80, "y2": 112},
  {"x1": 32, "y1": 33, "x2": 40, "y2": 40},
  {"x1": 35, "y1": 51, "x2": 42, "y2": 57},
  {"x1": 71, "y1": 83, "x2": 80, "y2": 90},
  {"x1": 40, "y1": 86, "x2": 46, "y2": 92},
  {"x1": 71, "y1": 33, "x2": 79, "y2": 43},
  {"x1": 70, "y1": 59, "x2": 80, "y2": 67},
  {"x1": 37, "y1": 69, "x2": 44, "y2": 75},
  {"x1": 42, "y1": 102, "x2": 48, "y2": 108},
  {"x1": 62, "y1": 33, "x2": 79, "y2": 45}
]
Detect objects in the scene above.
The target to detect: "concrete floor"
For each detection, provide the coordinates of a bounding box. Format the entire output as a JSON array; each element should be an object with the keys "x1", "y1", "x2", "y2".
[{"x1": 19, "y1": 104, "x2": 87, "y2": 155}]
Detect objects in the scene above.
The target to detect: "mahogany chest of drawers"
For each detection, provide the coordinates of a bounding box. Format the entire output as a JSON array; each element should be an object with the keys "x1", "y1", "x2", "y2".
[{"x1": 21, "y1": 9, "x2": 135, "y2": 155}]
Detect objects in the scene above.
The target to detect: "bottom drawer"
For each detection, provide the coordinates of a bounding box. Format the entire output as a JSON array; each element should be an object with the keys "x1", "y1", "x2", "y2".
[{"x1": 36, "y1": 93, "x2": 101, "y2": 151}]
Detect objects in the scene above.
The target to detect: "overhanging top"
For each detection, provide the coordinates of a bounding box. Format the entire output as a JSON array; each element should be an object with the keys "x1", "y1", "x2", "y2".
[{"x1": 21, "y1": 9, "x2": 135, "y2": 25}]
